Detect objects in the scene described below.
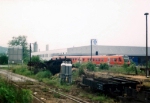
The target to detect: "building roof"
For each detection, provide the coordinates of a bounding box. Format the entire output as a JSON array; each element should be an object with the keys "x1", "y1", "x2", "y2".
[{"x1": 67, "y1": 45, "x2": 150, "y2": 56}]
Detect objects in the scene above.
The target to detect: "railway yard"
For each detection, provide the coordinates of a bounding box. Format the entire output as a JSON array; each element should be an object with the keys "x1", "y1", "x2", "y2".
[
  {"x1": 1, "y1": 1, "x2": 150, "y2": 103},
  {"x1": 0, "y1": 65, "x2": 150, "y2": 103}
]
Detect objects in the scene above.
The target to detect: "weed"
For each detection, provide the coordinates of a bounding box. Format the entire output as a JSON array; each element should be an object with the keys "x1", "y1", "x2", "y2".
[
  {"x1": 99, "y1": 63, "x2": 109, "y2": 70},
  {"x1": 86, "y1": 62, "x2": 96, "y2": 71},
  {"x1": 53, "y1": 93, "x2": 60, "y2": 98}
]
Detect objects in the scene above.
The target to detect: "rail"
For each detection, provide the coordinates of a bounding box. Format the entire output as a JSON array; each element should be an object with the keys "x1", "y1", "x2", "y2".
[{"x1": 0, "y1": 70, "x2": 89, "y2": 103}]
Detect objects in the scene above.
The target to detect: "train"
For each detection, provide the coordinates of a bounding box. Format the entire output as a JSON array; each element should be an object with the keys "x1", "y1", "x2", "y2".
[
  {"x1": 52, "y1": 55, "x2": 130, "y2": 66},
  {"x1": 81, "y1": 76, "x2": 150, "y2": 102},
  {"x1": 27, "y1": 58, "x2": 72, "y2": 75}
]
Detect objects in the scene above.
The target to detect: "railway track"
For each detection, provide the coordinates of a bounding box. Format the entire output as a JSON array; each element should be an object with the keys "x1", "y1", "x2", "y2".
[
  {"x1": 12, "y1": 79, "x2": 89, "y2": 103},
  {"x1": 48, "y1": 89, "x2": 89, "y2": 103},
  {"x1": 0, "y1": 70, "x2": 89, "y2": 103}
]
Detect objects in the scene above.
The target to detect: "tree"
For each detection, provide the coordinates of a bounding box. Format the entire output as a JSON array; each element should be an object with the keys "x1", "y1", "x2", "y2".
[
  {"x1": 31, "y1": 55, "x2": 41, "y2": 62},
  {"x1": 0, "y1": 53, "x2": 8, "y2": 64},
  {"x1": 8, "y1": 35, "x2": 29, "y2": 62}
]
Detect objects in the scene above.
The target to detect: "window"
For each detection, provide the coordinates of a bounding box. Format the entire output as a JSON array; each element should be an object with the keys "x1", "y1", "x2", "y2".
[{"x1": 119, "y1": 58, "x2": 122, "y2": 62}]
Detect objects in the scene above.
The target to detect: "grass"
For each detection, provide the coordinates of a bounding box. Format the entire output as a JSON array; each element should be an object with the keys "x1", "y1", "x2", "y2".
[
  {"x1": 53, "y1": 93, "x2": 61, "y2": 98},
  {"x1": 5, "y1": 64, "x2": 112, "y2": 102},
  {"x1": 9, "y1": 64, "x2": 73, "y2": 92},
  {"x1": 97, "y1": 66, "x2": 146, "y2": 75},
  {"x1": 78, "y1": 91, "x2": 114, "y2": 103},
  {"x1": 0, "y1": 76, "x2": 33, "y2": 103},
  {"x1": 3, "y1": 65, "x2": 143, "y2": 103}
]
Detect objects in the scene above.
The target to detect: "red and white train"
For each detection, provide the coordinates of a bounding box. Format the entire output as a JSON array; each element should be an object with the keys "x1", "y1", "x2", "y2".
[{"x1": 52, "y1": 55, "x2": 130, "y2": 66}]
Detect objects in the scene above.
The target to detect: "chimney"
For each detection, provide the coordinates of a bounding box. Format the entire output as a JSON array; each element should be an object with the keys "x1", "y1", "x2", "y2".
[{"x1": 46, "y1": 44, "x2": 49, "y2": 51}]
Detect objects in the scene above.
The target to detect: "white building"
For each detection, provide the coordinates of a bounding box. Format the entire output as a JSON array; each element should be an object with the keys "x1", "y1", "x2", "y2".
[
  {"x1": 31, "y1": 48, "x2": 67, "y2": 60},
  {"x1": 31, "y1": 45, "x2": 150, "y2": 65}
]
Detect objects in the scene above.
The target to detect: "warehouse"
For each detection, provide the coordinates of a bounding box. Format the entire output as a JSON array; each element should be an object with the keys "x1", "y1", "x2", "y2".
[
  {"x1": 67, "y1": 45, "x2": 150, "y2": 65},
  {"x1": 32, "y1": 45, "x2": 150, "y2": 65}
]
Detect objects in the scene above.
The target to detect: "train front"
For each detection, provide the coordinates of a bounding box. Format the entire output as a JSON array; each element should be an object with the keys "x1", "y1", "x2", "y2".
[{"x1": 123, "y1": 55, "x2": 130, "y2": 66}]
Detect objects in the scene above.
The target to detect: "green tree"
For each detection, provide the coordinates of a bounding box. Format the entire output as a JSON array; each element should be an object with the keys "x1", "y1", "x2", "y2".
[
  {"x1": 8, "y1": 35, "x2": 29, "y2": 63},
  {"x1": 31, "y1": 55, "x2": 41, "y2": 62},
  {"x1": 0, "y1": 53, "x2": 8, "y2": 64}
]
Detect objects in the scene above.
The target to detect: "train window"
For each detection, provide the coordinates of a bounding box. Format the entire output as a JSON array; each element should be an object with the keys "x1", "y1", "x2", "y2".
[
  {"x1": 82, "y1": 58, "x2": 84, "y2": 61},
  {"x1": 114, "y1": 58, "x2": 117, "y2": 62},
  {"x1": 93, "y1": 59, "x2": 94, "y2": 61},
  {"x1": 119, "y1": 58, "x2": 122, "y2": 62}
]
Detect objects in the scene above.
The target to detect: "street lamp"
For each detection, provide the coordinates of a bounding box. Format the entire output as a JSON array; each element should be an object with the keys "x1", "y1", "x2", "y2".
[
  {"x1": 91, "y1": 39, "x2": 97, "y2": 62},
  {"x1": 144, "y1": 13, "x2": 149, "y2": 78}
]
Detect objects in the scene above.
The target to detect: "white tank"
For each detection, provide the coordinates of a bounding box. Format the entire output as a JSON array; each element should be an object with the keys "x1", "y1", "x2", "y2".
[
  {"x1": 60, "y1": 61, "x2": 66, "y2": 78},
  {"x1": 68, "y1": 61, "x2": 72, "y2": 75},
  {"x1": 65, "y1": 61, "x2": 69, "y2": 76}
]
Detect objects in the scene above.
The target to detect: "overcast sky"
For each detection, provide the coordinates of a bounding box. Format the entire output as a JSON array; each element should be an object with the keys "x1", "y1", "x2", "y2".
[{"x1": 0, "y1": 0, "x2": 150, "y2": 51}]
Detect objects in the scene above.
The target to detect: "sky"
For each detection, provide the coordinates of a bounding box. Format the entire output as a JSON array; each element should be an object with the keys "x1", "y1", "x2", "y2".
[{"x1": 0, "y1": 0, "x2": 150, "y2": 51}]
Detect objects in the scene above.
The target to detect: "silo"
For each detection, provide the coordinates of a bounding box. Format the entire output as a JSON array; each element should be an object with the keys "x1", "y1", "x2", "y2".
[
  {"x1": 46, "y1": 44, "x2": 49, "y2": 51},
  {"x1": 33, "y1": 42, "x2": 38, "y2": 52},
  {"x1": 60, "y1": 61, "x2": 66, "y2": 82},
  {"x1": 65, "y1": 61, "x2": 72, "y2": 83},
  {"x1": 68, "y1": 61, "x2": 72, "y2": 83}
]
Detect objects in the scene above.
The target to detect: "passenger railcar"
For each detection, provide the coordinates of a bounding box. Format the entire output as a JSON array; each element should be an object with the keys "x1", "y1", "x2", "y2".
[{"x1": 52, "y1": 55, "x2": 130, "y2": 66}]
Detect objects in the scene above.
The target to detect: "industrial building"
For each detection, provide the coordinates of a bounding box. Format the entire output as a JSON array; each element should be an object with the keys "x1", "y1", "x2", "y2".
[{"x1": 31, "y1": 45, "x2": 150, "y2": 65}]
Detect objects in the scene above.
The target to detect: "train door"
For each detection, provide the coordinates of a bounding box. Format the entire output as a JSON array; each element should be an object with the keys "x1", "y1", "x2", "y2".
[
  {"x1": 107, "y1": 58, "x2": 110, "y2": 66},
  {"x1": 118, "y1": 57, "x2": 122, "y2": 65}
]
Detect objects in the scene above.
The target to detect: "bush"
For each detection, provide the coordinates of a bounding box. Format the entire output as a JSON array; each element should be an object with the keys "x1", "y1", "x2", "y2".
[
  {"x1": 12, "y1": 66, "x2": 33, "y2": 76},
  {"x1": 78, "y1": 67, "x2": 85, "y2": 76},
  {"x1": 73, "y1": 62, "x2": 81, "y2": 68},
  {"x1": 99, "y1": 63, "x2": 109, "y2": 70},
  {"x1": 123, "y1": 63, "x2": 128, "y2": 68},
  {"x1": 36, "y1": 70, "x2": 52, "y2": 79},
  {"x1": 0, "y1": 77, "x2": 32, "y2": 103},
  {"x1": 31, "y1": 55, "x2": 41, "y2": 62},
  {"x1": 86, "y1": 62, "x2": 96, "y2": 71},
  {"x1": 78, "y1": 63, "x2": 86, "y2": 76},
  {"x1": 0, "y1": 54, "x2": 8, "y2": 64},
  {"x1": 18, "y1": 89, "x2": 32, "y2": 103},
  {"x1": 125, "y1": 63, "x2": 136, "y2": 74}
]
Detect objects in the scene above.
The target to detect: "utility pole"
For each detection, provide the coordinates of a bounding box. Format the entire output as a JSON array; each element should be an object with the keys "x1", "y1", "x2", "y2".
[
  {"x1": 144, "y1": 13, "x2": 149, "y2": 78},
  {"x1": 91, "y1": 39, "x2": 92, "y2": 61},
  {"x1": 30, "y1": 43, "x2": 31, "y2": 70}
]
